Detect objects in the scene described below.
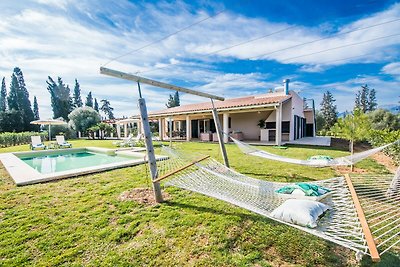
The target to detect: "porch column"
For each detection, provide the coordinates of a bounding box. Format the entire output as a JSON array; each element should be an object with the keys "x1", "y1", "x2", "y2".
[
  {"x1": 186, "y1": 115, "x2": 191, "y2": 141},
  {"x1": 124, "y1": 123, "x2": 128, "y2": 137},
  {"x1": 158, "y1": 118, "x2": 163, "y2": 141},
  {"x1": 138, "y1": 121, "x2": 143, "y2": 136},
  {"x1": 117, "y1": 124, "x2": 121, "y2": 138},
  {"x1": 276, "y1": 105, "x2": 282, "y2": 145},
  {"x1": 223, "y1": 113, "x2": 229, "y2": 143}
]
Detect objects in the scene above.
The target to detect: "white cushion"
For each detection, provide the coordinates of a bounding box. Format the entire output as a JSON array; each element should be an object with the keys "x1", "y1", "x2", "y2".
[{"x1": 270, "y1": 199, "x2": 330, "y2": 228}]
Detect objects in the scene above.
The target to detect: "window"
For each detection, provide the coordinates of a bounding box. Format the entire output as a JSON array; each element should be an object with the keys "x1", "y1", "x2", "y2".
[
  {"x1": 265, "y1": 122, "x2": 276, "y2": 129},
  {"x1": 282, "y1": 121, "x2": 290, "y2": 133}
]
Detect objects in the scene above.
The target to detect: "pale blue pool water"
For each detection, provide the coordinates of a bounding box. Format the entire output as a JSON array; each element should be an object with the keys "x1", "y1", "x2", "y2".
[{"x1": 20, "y1": 152, "x2": 138, "y2": 174}]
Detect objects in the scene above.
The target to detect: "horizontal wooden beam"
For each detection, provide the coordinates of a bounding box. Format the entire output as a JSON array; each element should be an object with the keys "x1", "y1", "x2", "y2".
[
  {"x1": 344, "y1": 174, "x2": 380, "y2": 262},
  {"x1": 153, "y1": 155, "x2": 210, "y2": 183},
  {"x1": 100, "y1": 67, "x2": 225, "y2": 101}
]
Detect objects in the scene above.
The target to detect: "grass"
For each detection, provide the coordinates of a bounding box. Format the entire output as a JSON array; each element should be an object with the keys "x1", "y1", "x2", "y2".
[{"x1": 0, "y1": 139, "x2": 398, "y2": 266}]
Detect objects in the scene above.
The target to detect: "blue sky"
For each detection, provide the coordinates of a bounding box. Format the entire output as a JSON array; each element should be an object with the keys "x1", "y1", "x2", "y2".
[{"x1": 0, "y1": 0, "x2": 399, "y2": 119}]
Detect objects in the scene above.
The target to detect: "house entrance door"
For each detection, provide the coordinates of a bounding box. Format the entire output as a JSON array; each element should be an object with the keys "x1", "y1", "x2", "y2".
[{"x1": 191, "y1": 120, "x2": 199, "y2": 138}]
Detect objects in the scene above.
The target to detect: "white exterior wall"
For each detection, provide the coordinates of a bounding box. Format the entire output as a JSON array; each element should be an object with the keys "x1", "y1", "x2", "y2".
[
  {"x1": 289, "y1": 91, "x2": 305, "y2": 141},
  {"x1": 230, "y1": 111, "x2": 272, "y2": 140},
  {"x1": 304, "y1": 110, "x2": 314, "y2": 123}
]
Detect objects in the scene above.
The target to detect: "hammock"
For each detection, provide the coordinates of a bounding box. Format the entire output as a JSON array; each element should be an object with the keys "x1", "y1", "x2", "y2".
[
  {"x1": 230, "y1": 137, "x2": 400, "y2": 167},
  {"x1": 156, "y1": 146, "x2": 400, "y2": 261}
]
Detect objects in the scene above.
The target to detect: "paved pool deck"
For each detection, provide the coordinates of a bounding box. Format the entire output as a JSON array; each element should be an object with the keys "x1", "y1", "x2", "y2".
[{"x1": 0, "y1": 147, "x2": 167, "y2": 186}]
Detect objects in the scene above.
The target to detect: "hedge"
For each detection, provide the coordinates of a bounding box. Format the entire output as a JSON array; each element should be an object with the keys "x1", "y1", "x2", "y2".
[{"x1": 0, "y1": 131, "x2": 48, "y2": 148}]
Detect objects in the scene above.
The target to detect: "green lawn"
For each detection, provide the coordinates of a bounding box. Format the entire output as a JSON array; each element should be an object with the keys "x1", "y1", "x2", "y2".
[{"x1": 0, "y1": 140, "x2": 398, "y2": 266}]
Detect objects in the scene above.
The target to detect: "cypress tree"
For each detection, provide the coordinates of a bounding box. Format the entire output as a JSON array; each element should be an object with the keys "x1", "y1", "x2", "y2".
[
  {"x1": 94, "y1": 98, "x2": 99, "y2": 112},
  {"x1": 173, "y1": 91, "x2": 180, "y2": 107},
  {"x1": 33, "y1": 96, "x2": 40, "y2": 120},
  {"x1": 100, "y1": 99, "x2": 114, "y2": 119},
  {"x1": 368, "y1": 88, "x2": 377, "y2": 112},
  {"x1": 355, "y1": 85, "x2": 369, "y2": 113},
  {"x1": 13, "y1": 67, "x2": 34, "y2": 130},
  {"x1": 73, "y1": 79, "x2": 83, "y2": 108},
  {"x1": 8, "y1": 74, "x2": 20, "y2": 111},
  {"x1": 320, "y1": 90, "x2": 337, "y2": 131},
  {"x1": 46, "y1": 76, "x2": 72, "y2": 121},
  {"x1": 0, "y1": 77, "x2": 6, "y2": 112},
  {"x1": 85, "y1": 91, "x2": 93, "y2": 108}
]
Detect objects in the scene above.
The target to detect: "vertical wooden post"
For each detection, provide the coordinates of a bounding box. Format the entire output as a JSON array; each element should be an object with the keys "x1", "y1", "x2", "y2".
[
  {"x1": 211, "y1": 100, "x2": 229, "y2": 167},
  {"x1": 137, "y1": 83, "x2": 163, "y2": 203}
]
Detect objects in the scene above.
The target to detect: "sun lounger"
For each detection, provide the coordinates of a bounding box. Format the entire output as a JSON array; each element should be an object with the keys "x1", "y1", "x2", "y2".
[
  {"x1": 116, "y1": 134, "x2": 142, "y2": 147},
  {"x1": 56, "y1": 135, "x2": 72, "y2": 148},
  {"x1": 30, "y1": 136, "x2": 46, "y2": 150}
]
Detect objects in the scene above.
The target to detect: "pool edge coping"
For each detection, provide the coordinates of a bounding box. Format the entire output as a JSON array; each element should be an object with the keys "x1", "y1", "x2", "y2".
[{"x1": 0, "y1": 147, "x2": 167, "y2": 186}]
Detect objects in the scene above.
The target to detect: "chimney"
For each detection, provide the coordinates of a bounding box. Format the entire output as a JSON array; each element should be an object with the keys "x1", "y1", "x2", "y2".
[{"x1": 283, "y1": 79, "x2": 290, "y2": 95}]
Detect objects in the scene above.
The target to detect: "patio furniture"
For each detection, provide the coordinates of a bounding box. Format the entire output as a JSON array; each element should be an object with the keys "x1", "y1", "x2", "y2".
[
  {"x1": 30, "y1": 136, "x2": 46, "y2": 150},
  {"x1": 231, "y1": 131, "x2": 244, "y2": 141},
  {"x1": 200, "y1": 133, "x2": 212, "y2": 141},
  {"x1": 116, "y1": 134, "x2": 142, "y2": 147},
  {"x1": 56, "y1": 135, "x2": 72, "y2": 148}
]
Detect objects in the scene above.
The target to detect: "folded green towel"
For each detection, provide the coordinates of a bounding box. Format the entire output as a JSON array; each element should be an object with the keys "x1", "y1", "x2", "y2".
[
  {"x1": 308, "y1": 155, "x2": 333, "y2": 161},
  {"x1": 276, "y1": 183, "x2": 331, "y2": 197}
]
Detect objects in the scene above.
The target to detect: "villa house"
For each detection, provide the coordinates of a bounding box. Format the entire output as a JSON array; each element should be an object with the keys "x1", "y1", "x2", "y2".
[{"x1": 115, "y1": 80, "x2": 316, "y2": 145}]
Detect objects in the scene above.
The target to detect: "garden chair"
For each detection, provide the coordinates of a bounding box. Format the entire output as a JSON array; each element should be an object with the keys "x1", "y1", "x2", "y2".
[
  {"x1": 30, "y1": 136, "x2": 46, "y2": 150},
  {"x1": 56, "y1": 135, "x2": 72, "y2": 148}
]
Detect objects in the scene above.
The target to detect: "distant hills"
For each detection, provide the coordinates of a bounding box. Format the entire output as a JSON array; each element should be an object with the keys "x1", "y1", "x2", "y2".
[
  {"x1": 379, "y1": 104, "x2": 400, "y2": 114},
  {"x1": 336, "y1": 104, "x2": 399, "y2": 118}
]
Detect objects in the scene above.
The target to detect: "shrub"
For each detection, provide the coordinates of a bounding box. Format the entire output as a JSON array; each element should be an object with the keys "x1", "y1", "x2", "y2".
[
  {"x1": 369, "y1": 129, "x2": 400, "y2": 164},
  {"x1": 0, "y1": 131, "x2": 48, "y2": 147},
  {"x1": 68, "y1": 107, "x2": 101, "y2": 133}
]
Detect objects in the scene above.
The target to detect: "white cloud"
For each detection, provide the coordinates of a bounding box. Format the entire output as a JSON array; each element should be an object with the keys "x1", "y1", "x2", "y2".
[
  {"x1": 35, "y1": 0, "x2": 70, "y2": 10},
  {"x1": 0, "y1": 1, "x2": 399, "y2": 119},
  {"x1": 382, "y1": 62, "x2": 400, "y2": 77}
]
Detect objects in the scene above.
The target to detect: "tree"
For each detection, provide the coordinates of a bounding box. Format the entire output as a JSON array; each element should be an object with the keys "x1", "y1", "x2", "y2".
[
  {"x1": 367, "y1": 109, "x2": 400, "y2": 131},
  {"x1": 355, "y1": 84, "x2": 376, "y2": 113},
  {"x1": 6, "y1": 68, "x2": 35, "y2": 131},
  {"x1": 85, "y1": 91, "x2": 93, "y2": 107},
  {"x1": 93, "y1": 122, "x2": 115, "y2": 139},
  {"x1": 33, "y1": 96, "x2": 40, "y2": 120},
  {"x1": 368, "y1": 88, "x2": 377, "y2": 112},
  {"x1": 94, "y1": 98, "x2": 99, "y2": 112},
  {"x1": 8, "y1": 74, "x2": 20, "y2": 111},
  {"x1": 0, "y1": 110, "x2": 24, "y2": 132},
  {"x1": 0, "y1": 77, "x2": 6, "y2": 112},
  {"x1": 14, "y1": 68, "x2": 35, "y2": 130},
  {"x1": 315, "y1": 110, "x2": 326, "y2": 133},
  {"x1": 173, "y1": 91, "x2": 180, "y2": 107},
  {"x1": 47, "y1": 76, "x2": 72, "y2": 121},
  {"x1": 166, "y1": 91, "x2": 180, "y2": 108},
  {"x1": 68, "y1": 106, "x2": 101, "y2": 134},
  {"x1": 330, "y1": 109, "x2": 371, "y2": 171},
  {"x1": 72, "y1": 79, "x2": 83, "y2": 108},
  {"x1": 100, "y1": 99, "x2": 114, "y2": 119},
  {"x1": 320, "y1": 91, "x2": 337, "y2": 131}
]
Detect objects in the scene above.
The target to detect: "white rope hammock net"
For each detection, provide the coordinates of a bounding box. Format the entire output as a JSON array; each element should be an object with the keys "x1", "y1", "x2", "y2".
[
  {"x1": 156, "y1": 146, "x2": 400, "y2": 259},
  {"x1": 230, "y1": 137, "x2": 400, "y2": 167}
]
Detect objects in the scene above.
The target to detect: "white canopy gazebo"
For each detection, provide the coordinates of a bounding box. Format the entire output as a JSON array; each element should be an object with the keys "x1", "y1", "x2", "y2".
[
  {"x1": 115, "y1": 118, "x2": 141, "y2": 139},
  {"x1": 30, "y1": 119, "x2": 67, "y2": 141}
]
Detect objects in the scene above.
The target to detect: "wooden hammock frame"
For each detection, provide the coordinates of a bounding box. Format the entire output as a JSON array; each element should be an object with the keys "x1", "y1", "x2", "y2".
[{"x1": 345, "y1": 174, "x2": 380, "y2": 262}]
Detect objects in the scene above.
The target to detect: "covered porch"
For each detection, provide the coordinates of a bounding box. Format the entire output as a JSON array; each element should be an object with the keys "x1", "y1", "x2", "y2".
[{"x1": 151, "y1": 104, "x2": 287, "y2": 146}]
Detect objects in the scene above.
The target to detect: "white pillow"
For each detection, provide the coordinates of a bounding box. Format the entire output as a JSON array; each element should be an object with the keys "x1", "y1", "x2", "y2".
[{"x1": 270, "y1": 199, "x2": 330, "y2": 228}]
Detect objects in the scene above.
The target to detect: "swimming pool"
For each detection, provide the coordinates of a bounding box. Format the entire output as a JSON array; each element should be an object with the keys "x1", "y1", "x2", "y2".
[
  {"x1": 21, "y1": 151, "x2": 139, "y2": 174},
  {"x1": 0, "y1": 147, "x2": 164, "y2": 186}
]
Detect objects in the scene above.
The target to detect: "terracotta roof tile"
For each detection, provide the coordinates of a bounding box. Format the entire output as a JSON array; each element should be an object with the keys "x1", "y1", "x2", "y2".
[{"x1": 149, "y1": 94, "x2": 291, "y2": 116}]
